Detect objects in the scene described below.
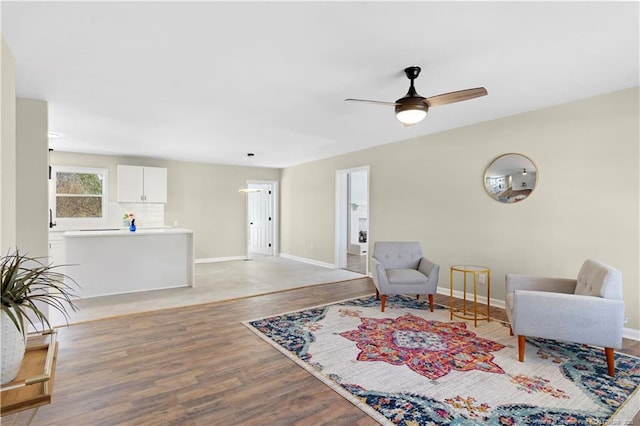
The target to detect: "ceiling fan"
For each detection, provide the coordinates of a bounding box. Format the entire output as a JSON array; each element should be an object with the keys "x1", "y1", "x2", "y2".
[{"x1": 345, "y1": 66, "x2": 487, "y2": 126}]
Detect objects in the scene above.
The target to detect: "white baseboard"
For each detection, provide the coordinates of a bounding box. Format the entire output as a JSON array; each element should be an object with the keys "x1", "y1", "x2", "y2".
[
  {"x1": 278, "y1": 253, "x2": 335, "y2": 269},
  {"x1": 435, "y1": 286, "x2": 505, "y2": 310},
  {"x1": 194, "y1": 256, "x2": 245, "y2": 264},
  {"x1": 623, "y1": 327, "x2": 640, "y2": 341}
]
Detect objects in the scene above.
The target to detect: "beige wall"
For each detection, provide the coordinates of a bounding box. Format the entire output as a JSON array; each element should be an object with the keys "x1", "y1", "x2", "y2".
[
  {"x1": 1, "y1": 37, "x2": 17, "y2": 251},
  {"x1": 16, "y1": 98, "x2": 48, "y2": 257},
  {"x1": 50, "y1": 152, "x2": 281, "y2": 258},
  {"x1": 164, "y1": 160, "x2": 280, "y2": 259},
  {"x1": 280, "y1": 87, "x2": 640, "y2": 330}
]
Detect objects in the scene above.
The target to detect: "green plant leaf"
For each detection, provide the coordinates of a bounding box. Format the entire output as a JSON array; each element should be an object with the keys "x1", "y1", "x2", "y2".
[{"x1": 1, "y1": 248, "x2": 80, "y2": 334}]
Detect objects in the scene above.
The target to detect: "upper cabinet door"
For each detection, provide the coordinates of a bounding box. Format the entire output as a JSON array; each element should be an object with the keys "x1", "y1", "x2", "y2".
[
  {"x1": 143, "y1": 166, "x2": 167, "y2": 203},
  {"x1": 117, "y1": 165, "x2": 167, "y2": 203},
  {"x1": 117, "y1": 165, "x2": 145, "y2": 202}
]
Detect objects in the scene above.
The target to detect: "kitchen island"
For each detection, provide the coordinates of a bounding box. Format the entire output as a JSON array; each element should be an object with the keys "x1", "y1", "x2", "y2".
[{"x1": 64, "y1": 228, "x2": 194, "y2": 298}]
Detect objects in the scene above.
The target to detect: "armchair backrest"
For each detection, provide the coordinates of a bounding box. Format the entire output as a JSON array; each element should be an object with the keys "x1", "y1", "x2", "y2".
[
  {"x1": 575, "y1": 259, "x2": 623, "y2": 300},
  {"x1": 372, "y1": 242, "x2": 423, "y2": 270}
]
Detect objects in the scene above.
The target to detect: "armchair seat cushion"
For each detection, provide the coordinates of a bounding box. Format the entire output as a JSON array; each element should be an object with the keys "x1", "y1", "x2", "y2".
[{"x1": 387, "y1": 268, "x2": 429, "y2": 286}]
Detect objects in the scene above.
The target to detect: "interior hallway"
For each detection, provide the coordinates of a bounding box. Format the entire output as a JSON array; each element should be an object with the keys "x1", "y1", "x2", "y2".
[
  {"x1": 53, "y1": 256, "x2": 366, "y2": 326},
  {"x1": 345, "y1": 253, "x2": 367, "y2": 274}
]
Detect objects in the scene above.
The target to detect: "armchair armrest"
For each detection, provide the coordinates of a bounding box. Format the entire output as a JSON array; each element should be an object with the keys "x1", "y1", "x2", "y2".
[
  {"x1": 371, "y1": 257, "x2": 389, "y2": 290},
  {"x1": 512, "y1": 290, "x2": 625, "y2": 349},
  {"x1": 418, "y1": 257, "x2": 439, "y2": 284},
  {"x1": 506, "y1": 274, "x2": 576, "y2": 294}
]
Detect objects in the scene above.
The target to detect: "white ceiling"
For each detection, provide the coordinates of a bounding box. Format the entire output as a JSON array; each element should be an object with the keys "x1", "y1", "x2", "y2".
[{"x1": 2, "y1": 1, "x2": 638, "y2": 168}]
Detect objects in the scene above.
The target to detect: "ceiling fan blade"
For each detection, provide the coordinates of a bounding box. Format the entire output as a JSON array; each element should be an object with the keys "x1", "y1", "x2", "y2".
[
  {"x1": 425, "y1": 87, "x2": 488, "y2": 107},
  {"x1": 344, "y1": 98, "x2": 399, "y2": 106}
]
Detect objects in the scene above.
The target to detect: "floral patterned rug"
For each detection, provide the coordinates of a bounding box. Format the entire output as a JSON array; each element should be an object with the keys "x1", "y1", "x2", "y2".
[{"x1": 243, "y1": 295, "x2": 640, "y2": 425}]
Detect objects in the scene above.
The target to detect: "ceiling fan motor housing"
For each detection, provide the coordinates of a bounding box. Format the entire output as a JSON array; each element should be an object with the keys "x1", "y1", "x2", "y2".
[
  {"x1": 396, "y1": 65, "x2": 429, "y2": 119},
  {"x1": 395, "y1": 97, "x2": 429, "y2": 114}
]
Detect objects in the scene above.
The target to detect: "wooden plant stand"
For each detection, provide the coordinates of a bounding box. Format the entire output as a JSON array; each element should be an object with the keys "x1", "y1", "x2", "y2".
[{"x1": 1, "y1": 330, "x2": 58, "y2": 425}]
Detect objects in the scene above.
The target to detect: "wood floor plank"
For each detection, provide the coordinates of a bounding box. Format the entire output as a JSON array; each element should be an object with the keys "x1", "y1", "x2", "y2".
[{"x1": 3, "y1": 277, "x2": 637, "y2": 425}]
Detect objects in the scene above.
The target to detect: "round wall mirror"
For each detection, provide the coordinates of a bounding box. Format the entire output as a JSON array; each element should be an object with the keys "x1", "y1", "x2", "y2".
[{"x1": 484, "y1": 153, "x2": 537, "y2": 203}]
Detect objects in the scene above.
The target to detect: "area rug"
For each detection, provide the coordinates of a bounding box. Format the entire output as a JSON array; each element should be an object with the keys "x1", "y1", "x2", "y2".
[{"x1": 243, "y1": 295, "x2": 640, "y2": 425}]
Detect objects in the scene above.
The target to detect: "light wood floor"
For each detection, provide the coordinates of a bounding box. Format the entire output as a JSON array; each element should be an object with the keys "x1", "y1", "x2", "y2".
[
  {"x1": 345, "y1": 253, "x2": 367, "y2": 274},
  {"x1": 5, "y1": 277, "x2": 639, "y2": 425}
]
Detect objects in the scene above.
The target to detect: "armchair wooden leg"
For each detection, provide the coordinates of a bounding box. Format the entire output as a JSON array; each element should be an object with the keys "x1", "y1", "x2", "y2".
[
  {"x1": 428, "y1": 294, "x2": 434, "y2": 312},
  {"x1": 416, "y1": 294, "x2": 420, "y2": 300},
  {"x1": 380, "y1": 294, "x2": 386, "y2": 312},
  {"x1": 517, "y1": 336, "x2": 526, "y2": 362},
  {"x1": 375, "y1": 289, "x2": 379, "y2": 299},
  {"x1": 605, "y1": 347, "x2": 615, "y2": 377}
]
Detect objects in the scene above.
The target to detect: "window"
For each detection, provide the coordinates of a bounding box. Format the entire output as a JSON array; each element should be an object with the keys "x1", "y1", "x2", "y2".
[{"x1": 51, "y1": 166, "x2": 108, "y2": 221}]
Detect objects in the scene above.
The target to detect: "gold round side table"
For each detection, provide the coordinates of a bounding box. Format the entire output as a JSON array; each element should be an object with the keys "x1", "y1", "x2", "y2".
[{"x1": 449, "y1": 265, "x2": 491, "y2": 327}]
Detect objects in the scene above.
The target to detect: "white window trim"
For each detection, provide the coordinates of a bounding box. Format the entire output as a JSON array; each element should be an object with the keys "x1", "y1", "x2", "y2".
[{"x1": 50, "y1": 165, "x2": 109, "y2": 225}]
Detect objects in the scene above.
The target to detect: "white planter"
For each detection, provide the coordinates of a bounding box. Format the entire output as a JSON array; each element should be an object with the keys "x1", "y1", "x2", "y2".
[{"x1": 1, "y1": 309, "x2": 27, "y2": 384}]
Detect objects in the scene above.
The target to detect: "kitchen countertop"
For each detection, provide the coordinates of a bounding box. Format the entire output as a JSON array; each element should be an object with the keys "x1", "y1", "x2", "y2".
[{"x1": 63, "y1": 227, "x2": 193, "y2": 238}]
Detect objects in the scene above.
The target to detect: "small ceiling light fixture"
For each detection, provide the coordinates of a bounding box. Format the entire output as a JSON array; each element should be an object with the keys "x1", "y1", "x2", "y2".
[
  {"x1": 239, "y1": 188, "x2": 261, "y2": 193},
  {"x1": 247, "y1": 153, "x2": 254, "y2": 157},
  {"x1": 395, "y1": 102, "x2": 428, "y2": 125},
  {"x1": 522, "y1": 168, "x2": 527, "y2": 176}
]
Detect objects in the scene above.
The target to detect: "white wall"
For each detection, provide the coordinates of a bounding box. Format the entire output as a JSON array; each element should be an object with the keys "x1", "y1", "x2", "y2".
[
  {"x1": 16, "y1": 98, "x2": 48, "y2": 258},
  {"x1": 1, "y1": 37, "x2": 17, "y2": 252},
  {"x1": 280, "y1": 87, "x2": 640, "y2": 330},
  {"x1": 510, "y1": 171, "x2": 536, "y2": 191}
]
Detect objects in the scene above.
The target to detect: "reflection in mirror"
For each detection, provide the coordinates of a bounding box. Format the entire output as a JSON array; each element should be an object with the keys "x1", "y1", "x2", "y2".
[{"x1": 484, "y1": 153, "x2": 537, "y2": 203}]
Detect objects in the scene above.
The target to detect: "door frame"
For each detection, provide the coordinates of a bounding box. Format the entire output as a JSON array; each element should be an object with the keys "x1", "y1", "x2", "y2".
[
  {"x1": 245, "y1": 180, "x2": 278, "y2": 259},
  {"x1": 334, "y1": 166, "x2": 370, "y2": 274}
]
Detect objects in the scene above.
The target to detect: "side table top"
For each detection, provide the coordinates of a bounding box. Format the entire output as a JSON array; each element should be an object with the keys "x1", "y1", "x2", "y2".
[{"x1": 451, "y1": 265, "x2": 490, "y2": 272}]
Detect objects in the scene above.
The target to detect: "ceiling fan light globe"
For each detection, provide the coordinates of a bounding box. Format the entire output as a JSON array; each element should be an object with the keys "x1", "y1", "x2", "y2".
[{"x1": 396, "y1": 109, "x2": 427, "y2": 125}]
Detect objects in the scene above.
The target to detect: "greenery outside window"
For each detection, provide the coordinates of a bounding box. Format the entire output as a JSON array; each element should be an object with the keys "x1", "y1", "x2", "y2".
[{"x1": 51, "y1": 166, "x2": 108, "y2": 222}]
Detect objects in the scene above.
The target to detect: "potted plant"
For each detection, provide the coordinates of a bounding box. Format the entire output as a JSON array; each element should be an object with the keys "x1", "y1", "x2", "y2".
[{"x1": 1, "y1": 248, "x2": 79, "y2": 384}]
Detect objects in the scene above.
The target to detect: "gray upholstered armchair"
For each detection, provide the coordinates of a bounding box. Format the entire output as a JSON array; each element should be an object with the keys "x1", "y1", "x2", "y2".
[
  {"x1": 505, "y1": 259, "x2": 625, "y2": 377},
  {"x1": 371, "y1": 242, "x2": 440, "y2": 312}
]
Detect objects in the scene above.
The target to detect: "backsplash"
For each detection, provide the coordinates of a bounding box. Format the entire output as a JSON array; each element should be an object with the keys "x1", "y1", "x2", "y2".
[
  {"x1": 52, "y1": 202, "x2": 165, "y2": 230},
  {"x1": 111, "y1": 202, "x2": 165, "y2": 228}
]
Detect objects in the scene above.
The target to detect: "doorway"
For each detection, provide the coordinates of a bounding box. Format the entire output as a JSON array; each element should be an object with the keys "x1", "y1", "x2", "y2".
[
  {"x1": 246, "y1": 181, "x2": 277, "y2": 258},
  {"x1": 335, "y1": 167, "x2": 369, "y2": 275}
]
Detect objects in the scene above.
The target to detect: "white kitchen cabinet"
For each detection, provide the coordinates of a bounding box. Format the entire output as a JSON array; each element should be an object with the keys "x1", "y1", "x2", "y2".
[
  {"x1": 48, "y1": 231, "x2": 66, "y2": 275},
  {"x1": 117, "y1": 165, "x2": 167, "y2": 203}
]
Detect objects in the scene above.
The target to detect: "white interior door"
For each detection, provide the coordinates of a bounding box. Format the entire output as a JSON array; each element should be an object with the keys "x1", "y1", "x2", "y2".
[{"x1": 248, "y1": 182, "x2": 275, "y2": 256}]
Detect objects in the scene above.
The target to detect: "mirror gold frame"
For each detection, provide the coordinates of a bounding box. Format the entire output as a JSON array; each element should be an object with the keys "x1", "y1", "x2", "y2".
[{"x1": 484, "y1": 153, "x2": 537, "y2": 203}]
